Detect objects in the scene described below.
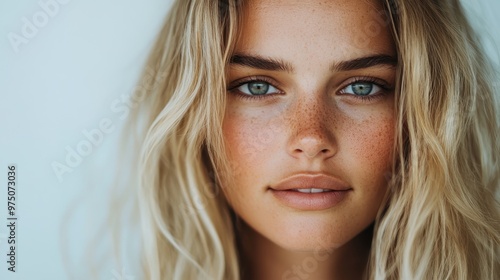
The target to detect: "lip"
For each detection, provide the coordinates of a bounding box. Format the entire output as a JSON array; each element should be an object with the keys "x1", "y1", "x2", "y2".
[{"x1": 269, "y1": 174, "x2": 352, "y2": 211}]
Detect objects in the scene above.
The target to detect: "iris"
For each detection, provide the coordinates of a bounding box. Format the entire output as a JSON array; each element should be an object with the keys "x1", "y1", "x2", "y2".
[
  {"x1": 247, "y1": 81, "x2": 269, "y2": 95},
  {"x1": 350, "y1": 82, "x2": 373, "y2": 96}
]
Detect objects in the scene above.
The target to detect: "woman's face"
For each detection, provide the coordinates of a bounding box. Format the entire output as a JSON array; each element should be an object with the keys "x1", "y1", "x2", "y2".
[{"x1": 222, "y1": 0, "x2": 396, "y2": 250}]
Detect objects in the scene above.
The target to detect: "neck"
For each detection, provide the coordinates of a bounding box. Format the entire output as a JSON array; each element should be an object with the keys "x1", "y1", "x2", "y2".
[{"x1": 237, "y1": 221, "x2": 373, "y2": 280}]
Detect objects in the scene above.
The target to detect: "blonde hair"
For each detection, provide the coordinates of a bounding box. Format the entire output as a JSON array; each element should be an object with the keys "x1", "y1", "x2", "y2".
[
  {"x1": 371, "y1": 1, "x2": 500, "y2": 279},
  {"x1": 127, "y1": 0, "x2": 500, "y2": 279}
]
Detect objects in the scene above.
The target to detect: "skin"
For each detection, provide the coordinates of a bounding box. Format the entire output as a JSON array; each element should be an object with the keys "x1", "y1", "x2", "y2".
[{"x1": 221, "y1": 0, "x2": 396, "y2": 279}]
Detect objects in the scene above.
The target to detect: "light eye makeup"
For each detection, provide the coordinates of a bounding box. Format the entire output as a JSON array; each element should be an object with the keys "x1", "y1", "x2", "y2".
[
  {"x1": 337, "y1": 76, "x2": 393, "y2": 102},
  {"x1": 227, "y1": 76, "x2": 284, "y2": 101},
  {"x1": 227, "y1": 75, "x2": 393, "y2": 102},
  {"x1": 237, "y1": 81, "x2": 281, "y2": 96}
]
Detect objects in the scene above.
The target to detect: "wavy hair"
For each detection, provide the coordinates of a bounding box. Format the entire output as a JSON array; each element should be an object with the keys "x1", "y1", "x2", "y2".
[
  {"x1": 371, "y1": 1, "x2": 500, "y2": 279},
  {"x1": 127, "y1": 0, "x2": 500, "y2": 279}
]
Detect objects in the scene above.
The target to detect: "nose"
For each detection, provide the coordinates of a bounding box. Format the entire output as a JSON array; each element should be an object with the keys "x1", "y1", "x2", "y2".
[
  {"x1": 286, "y1": 96, "x2": 337, "y2": 160},
  {"x1": 293, "y1": 136, "x2": 335, "y2": 158}
]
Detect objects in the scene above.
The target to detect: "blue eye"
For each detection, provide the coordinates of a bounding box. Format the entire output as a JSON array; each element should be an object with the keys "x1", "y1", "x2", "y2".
[
  {"x1": 237, "y1": 81, "x2": 280, "y2": 96},
  {"x1": 342, "y1": 82, "x2": 382, "y2": 96}
]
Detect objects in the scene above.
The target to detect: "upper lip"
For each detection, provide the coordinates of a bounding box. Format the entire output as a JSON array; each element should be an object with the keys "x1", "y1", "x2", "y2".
[{"x1": 270, "y1": 173, "x2": 351, "y2": 191}]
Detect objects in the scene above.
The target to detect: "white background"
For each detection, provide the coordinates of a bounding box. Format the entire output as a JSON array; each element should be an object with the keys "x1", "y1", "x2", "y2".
[{"x1": 0, "y1": 0, "x2": 499, "y2": 279}]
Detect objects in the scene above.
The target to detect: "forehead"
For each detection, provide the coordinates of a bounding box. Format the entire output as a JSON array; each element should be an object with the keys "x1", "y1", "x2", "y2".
[{"x1": 236, "y1": 0, "x2": 395, "y2": 61}]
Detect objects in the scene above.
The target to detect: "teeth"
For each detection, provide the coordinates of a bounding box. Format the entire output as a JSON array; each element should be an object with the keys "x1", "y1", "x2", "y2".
[
  {"x1": 311, "y1": 188, "x2": 326, "y2": 193},
  {"x1": 296, "y1": 189, "x2": 311, "y2": 193},
  {"x1": 295, "y1": 188, "x2": 330, "y2": 193}
]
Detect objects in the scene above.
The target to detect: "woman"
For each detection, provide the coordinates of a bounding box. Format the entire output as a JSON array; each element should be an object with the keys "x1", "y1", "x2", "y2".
[{"x1": 130, "y1": 0, "x2": 500, "y2": 279}]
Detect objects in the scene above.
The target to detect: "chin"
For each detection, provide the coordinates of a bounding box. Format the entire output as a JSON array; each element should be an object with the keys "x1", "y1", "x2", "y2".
[{"x1": 263, "y1": 214, "x2": 374, "y2": 253}]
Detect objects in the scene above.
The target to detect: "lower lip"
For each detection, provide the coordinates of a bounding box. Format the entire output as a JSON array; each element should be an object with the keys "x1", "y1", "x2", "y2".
[{"x1": 270, "y1": 189, "x2": 350, "y2": 211}]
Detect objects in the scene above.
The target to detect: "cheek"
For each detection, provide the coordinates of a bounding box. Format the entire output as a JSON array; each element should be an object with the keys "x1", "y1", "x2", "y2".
[
  {"x1": 222, "y1": 108, "x2": 285, "y2": 166},
  {"x1": 342, "y1": 112, "x2": 395, "y2": 191},
  {"x1": 220, "y1": 110, "x2": 281, "y2": 199}
]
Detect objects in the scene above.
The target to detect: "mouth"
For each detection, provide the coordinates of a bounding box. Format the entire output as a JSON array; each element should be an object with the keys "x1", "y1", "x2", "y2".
[
  {"x1": 269, "y1": 174, "x2": 352, "y2": 210},
  {"x1": 269, "y1": 173, "x2": 351, "y2": 192}
]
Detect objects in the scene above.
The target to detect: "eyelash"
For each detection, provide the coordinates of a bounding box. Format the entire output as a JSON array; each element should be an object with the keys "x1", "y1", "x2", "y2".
[
  {"x1": 227, "y1": 76, "x2": 282, "y2": 101},
  {"x1": 339, "y1": 76, "x2": 391, "y2": 102},
  {"x1": 227, "y1": 76, "x2": 392, "y2": 102}
]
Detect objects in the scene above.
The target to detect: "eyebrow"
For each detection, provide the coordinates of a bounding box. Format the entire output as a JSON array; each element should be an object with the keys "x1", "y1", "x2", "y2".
[
  {"x1": 229, "y1": 53, "x2": 397, "y2": 73},
  {"x1": 230, "y1": 54, "x2": 294, "y2": 72},
  {"x1": 330, "y1": 55, "x2": 397, "y2": 71}
]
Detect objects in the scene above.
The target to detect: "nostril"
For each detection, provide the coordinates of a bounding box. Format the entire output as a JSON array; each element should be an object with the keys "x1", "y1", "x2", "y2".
[{"x1": 289, "y1": 135, "x2": 337, "y2": 159}]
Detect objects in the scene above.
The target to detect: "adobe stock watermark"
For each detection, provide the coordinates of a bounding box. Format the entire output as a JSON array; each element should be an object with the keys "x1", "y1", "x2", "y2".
[
  {"x1": 51, "y1": 67, "x2": 167, "y2": 183},
  {"x1": 8, "y1": 0, "x2": 72, "y2": 53},
  {"x1": 51, "y1": 119, "x2": 116, "y2": 183}
]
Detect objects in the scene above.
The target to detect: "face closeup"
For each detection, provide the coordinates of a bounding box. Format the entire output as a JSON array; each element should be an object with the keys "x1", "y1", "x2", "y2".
[{"x1": 221, "y1": 0, "x2": 396, "y2": 251}]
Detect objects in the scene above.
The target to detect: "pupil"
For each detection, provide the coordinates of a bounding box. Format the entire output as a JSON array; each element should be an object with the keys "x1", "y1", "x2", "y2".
[
  {"x1": 352, "y1": 82, "x2": 372, "y2": 95},
  {"x1": 249, "y1": 82, "x2": 269, "y2": 95}
]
